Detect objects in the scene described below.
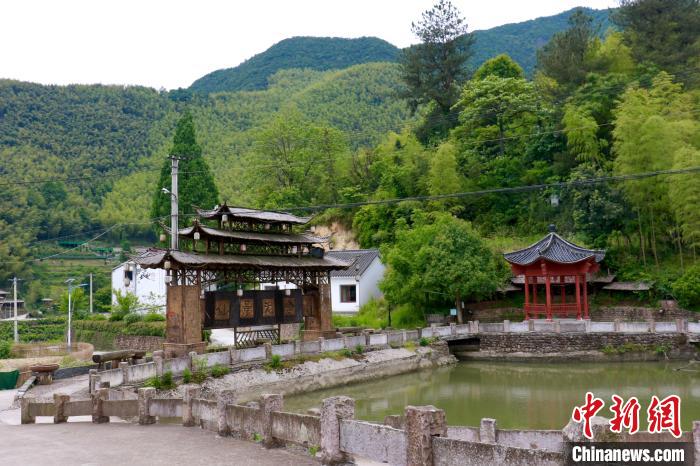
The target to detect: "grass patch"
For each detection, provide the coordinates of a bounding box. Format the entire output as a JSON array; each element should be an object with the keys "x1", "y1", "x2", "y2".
[
  {"x1": 144, "y1": 371, "x2": 175, "y2": 390},
  {"x1": 210, "y1": 364, "x2": 230, "y2": 378},
  {"x1": 419, "y1": 337, "x2": 429, "y2": 347}
]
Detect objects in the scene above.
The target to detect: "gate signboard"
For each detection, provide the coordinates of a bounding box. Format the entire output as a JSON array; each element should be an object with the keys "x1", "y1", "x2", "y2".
[{"x1": 203, "y1": 289, "x2": 303, "y2": 329}]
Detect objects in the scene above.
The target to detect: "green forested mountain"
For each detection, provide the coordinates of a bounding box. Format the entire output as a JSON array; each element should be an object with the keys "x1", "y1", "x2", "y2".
[
  {"x1": 469, "y1": 7, "x2": 612, "y2": 75},
  {"x1": 189, "y1": 36, "x2": 400, "y2": 93},
  {"x1": 187, "y1": 8, "x2": 612, "y2": 96}
]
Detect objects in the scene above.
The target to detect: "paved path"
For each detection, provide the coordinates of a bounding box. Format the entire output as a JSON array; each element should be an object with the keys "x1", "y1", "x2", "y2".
[{"x1": 0, "y1": 423, "x2": 318, "y2": 465}]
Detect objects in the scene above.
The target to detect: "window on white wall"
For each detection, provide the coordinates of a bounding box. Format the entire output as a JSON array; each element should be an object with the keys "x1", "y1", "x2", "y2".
[{"x1": 340, "y1": 285, "x2": 357, "y2": 303}]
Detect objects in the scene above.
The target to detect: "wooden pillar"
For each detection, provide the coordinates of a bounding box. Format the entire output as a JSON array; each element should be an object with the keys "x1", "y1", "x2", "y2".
[
  {"x1": 524, "y1": 276, "x2": 530, "y2": 321},
  {"x1": 545, "y1": 275, "x2": 552, "y2": 321},
  {"x1": 560, "y1": 276, "x2": 566, "y2": 317},
  {"x1": 583, "y1": 276, "x2": 589, "y2": 319},
  {"x1": 575, "y1": 274, "x2": 582, "y2": 320}
]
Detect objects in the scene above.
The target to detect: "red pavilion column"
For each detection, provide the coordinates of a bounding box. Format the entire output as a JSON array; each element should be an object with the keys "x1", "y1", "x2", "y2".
[
  {"x1": 583, "y1": 275, "x2": 589, "y2": 319},
  {"x1": 560, "y1": 275, "x2": 566, "y2": 317},
  {"x1": 524, "y1": 275, "x2": 530, "y2": 320},
  {"x1": 545, "y1": 275, "x2": 552, "y2": 321},
  {"x1": 575, "y1": 274, "x2": 582, "y2": 320},
  {"x1": 532, "y1": 278, "x2": 538, "y2": 318}
]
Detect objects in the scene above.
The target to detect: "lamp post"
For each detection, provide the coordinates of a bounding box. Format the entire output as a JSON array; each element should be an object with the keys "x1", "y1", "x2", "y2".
[
  {"x1": 354, "y1": 266, "x2": 360, "y2": 314},
  {"x1": 65, "y1": 279, "x2": 87, "y2": 351},
  {"x1": 9, "y1": 277, "x2": 22, "y2": 343}
]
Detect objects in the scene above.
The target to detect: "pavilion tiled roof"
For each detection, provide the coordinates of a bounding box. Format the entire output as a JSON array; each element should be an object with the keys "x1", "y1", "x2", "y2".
[
  {"x1": 170, "y1": 222, "x2": 328, "y2": 245},
  {"x1": 504, "y1": 230, "x2": 605, "y2": 266},
  {"x1": 133, "y1": 248, "x2": 350, "y2": 271},
  {"x1": 195, "y1": 203, "x2": 311, "y2": 225}
]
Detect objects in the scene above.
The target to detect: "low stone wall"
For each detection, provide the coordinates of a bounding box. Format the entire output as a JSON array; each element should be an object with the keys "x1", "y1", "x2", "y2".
[
  {"x1": 114, "y1": 335, "x2": 165, "y2": 352},
  {"x1": 479, "y1": 332, "x2": 687, "y2": 354},
  {"x1": 590, "y1": 304, "x2": 697, "y2": 322}
]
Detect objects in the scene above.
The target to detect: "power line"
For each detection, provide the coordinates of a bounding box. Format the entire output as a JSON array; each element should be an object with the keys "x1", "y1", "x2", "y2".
[{"x1": 282, "y1": 166, "x2": 700, "y2": 212}]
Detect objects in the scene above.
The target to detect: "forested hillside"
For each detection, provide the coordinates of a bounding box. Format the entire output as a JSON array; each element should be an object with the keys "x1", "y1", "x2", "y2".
[
  {"x1": 189, "y1": 37, "x2": 400, "y2": 93},
  {"x1": 469, "y1": 7, "x2": 612, "y2": 75}
]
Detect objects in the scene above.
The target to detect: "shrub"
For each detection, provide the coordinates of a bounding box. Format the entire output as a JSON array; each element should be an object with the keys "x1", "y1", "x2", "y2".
[
  {"x1": 144, "y1": 371, "x2": 175, "y2": 390},
  {"x1": 123, "y1": 313, "x2": 142, "y2": 325},
  {"x1": 192, "y1": 359, "x2": 208, "y2": 384},
  {"x1": 339, "y1": 348, "x2": 353, "y2": 358},
  {"x1": 354, "y1": 344, "x2": 364, "y2": 354},
  {"x1": 419, "y1": 337, "x2": 429, "y2": 347},
  {"x1": 182, "y1": 367, "x2": 192, "y2": 384},
  {"x1": 673, "y1": 265, "x2": 700, "y2": 310},
  {"x1": 210, "y1": 364, "x2": 230, "y2": 378},
  {"x1": 267, "y1": 354, "x2": 282, "y2": 370},
  {"x1": 0, "y1": 340, "x2": 12, "y2": 359},
  {"x1": 143, "y1": 312, "x2": 165, "y2": 322},
  {"x1": 108, "y1": 312, "x2": 125, "y2": 322}
]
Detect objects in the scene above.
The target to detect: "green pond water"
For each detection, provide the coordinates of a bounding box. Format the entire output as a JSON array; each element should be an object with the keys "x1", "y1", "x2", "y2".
[{"x1": 284, "y1": 361, "x2": 700, "y2": 430}]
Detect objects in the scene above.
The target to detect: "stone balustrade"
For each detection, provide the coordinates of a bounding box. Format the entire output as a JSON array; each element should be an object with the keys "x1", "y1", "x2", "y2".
[{"x1": 20, "y1": 391, "x2": 700, "y2": 466}]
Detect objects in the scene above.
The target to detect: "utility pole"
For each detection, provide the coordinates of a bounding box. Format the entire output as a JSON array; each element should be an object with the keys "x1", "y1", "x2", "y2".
[
  {"x1": 12, "y1": 277, "x2": 18, "y2": 343},
  {"x1": 66, "y1": 278, "x2": 74, "y2": 348},
  {"x1": 89, "y1": 273, "x2": 93, "y2": 314},
  {"x1": 170, "y1": 155, "x2": 179, "y2": 251}
]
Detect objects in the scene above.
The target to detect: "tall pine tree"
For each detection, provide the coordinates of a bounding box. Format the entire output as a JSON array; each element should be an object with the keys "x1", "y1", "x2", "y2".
[{"x1": 151, "y1": 112, "x2": 219, "y2": 229}]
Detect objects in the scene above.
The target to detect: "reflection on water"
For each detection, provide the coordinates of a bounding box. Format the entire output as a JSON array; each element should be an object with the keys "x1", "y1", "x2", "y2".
[{"x1": 284, "y1": 361, "x2": 700, "y2": 430}]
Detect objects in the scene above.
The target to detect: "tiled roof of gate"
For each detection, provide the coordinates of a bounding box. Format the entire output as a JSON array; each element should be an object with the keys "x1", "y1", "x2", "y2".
[
  {"x1": 326, "y1": 249, "x2": 380, "y2": 277},
  {"x1": 504, "y1": 231, "x2": 605, "y2": 266}
]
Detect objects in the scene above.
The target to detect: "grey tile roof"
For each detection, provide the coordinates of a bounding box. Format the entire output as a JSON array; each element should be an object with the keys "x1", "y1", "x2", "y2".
[
  {"x1": 133, "y1": 249, "x2": 350, "y2": 271},
  {"x1": 172, "y1": 222, "x2": 328, "y2": 245},
  {"x1": 326, "y1": 249, "x2": 380, "y2": 277},
  {"x1": 504, "y1": 233, "x2": 605, "y2": 266},
  {"x1": 196, "y1": 203, "x2": 311, "y2": 225}
]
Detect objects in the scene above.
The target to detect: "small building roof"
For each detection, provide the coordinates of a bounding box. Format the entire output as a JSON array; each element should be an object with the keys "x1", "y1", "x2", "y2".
[
  {"x1": 602, "y1": 281, "x2": 652, "y2": 292},
  {"x1": 504, "y1": 226, "x2": 605, "y2": 266},
  {"x1": 326, "y1": 249, "x2": 380, "y2": 277},
  {"x1": 196, "y1": 203, "x2": 311, "y2": 225},
  {"x1": 172, "y1": 222, "x2": 327, "y2": 245},
  {"x1": 133, "y1": 248, "x2": 350, "y2": 272}
]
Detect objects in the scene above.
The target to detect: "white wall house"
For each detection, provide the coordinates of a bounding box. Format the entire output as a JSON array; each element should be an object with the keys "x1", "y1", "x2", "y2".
[
  {"x1": 111, "y1": 261, "x2": 166, "y2": 311},
  {"x1": 325, "y1": 249, "x2": 385, "y2": 314}
]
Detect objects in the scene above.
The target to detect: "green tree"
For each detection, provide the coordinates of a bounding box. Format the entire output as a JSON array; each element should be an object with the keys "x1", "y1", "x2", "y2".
[
  {"x1": 668, "y1": 146, "x2": 700, "y2": 258},
  {"x1": 380, "y1": 213, "x2": 505, "y2": 323},
  {"x1": 151, "y1": 112, "x2": 219, "y2": 228},
  {"x1": 399, "y1": 0, "x2": 473, "y2": 138},
  {"x1": 536, "y1": 9, "x2": 598, "y2": 88},
  {"x1": 59, "y1": 287, "x2": 88, "y2": 316},
  {"x1": 613, "y1": 0, "x2": 700, "y2": 85},
  {"x1": 472, "y1": 54, "x2": 524, "y2": 80}
]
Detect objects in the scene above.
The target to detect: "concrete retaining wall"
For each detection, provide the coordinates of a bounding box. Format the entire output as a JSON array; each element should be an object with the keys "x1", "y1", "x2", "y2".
[
  {"x1": 323, "y1": 338, "x2": 345, "y2": 352},
  {"x1": 271, "y1": 411, "x2": 321, "y2": 446},
  {"x1": 150, "y1": 398, "x2": 182, "y2": 418},
  {"x1": 369, "y1": 333, "x2": 388, "y2": 346},
  {"x1": 272, "y1": 343, "x2": 295, "y2": 358},
  {"x1": 164, "y1": 357, "x2": 188, "y2": 374},
  {"x1": 199, "y1": 350, "x2": 230, "y2": 367},
  {"x1": 344, "y1": 335, "x2": 365, "y2": 348},
  {"x1": 301, "y1": 340, "x2": 321, "y2": 354},
  {"x1": 479, "y1": 333, "x2": 686, "y2": 354},
  {"x1": 226, "y1": 404, "x2": 262, "y2": 439},
  {"x1": 432, "y1": 436, "x2": 563, "y2": 466},
  {"x1": 238, "y1": 346, "x2": 266, "y2": 362},
  {"x1": 340, "y1": 419, "x2": 407, "y2": 465},
  {"x1": 127, "y1": 362, "x2": 157, "y2": 382}
]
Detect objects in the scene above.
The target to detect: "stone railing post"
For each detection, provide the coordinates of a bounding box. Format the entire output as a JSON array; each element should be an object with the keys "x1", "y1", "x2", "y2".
[
  {"x1": 613, "y1": 319, "x2": 621, "y2": 332},
  {"x1": 405, "y1": 405, "x2": 447, "y2": 466},
  {"x1": 264, "y1": 342, "x2": 273, "y2": 360},
  {"x1": 217, "y1": 397, "x2": 229, "y2": 437},
  {"x1": 480, "y1": 418, "x2": 497, "y2": 444},
  {"x1": 584, "y1": 319, "x2": 592, "y2": 333},
  {"x1": 554, "y1": 321, "x2": 561, "y2": 334},
  {"x1": 503, "y1": 320, "x2": 510, "y2": 333},
  {"x1": 230, "y1": 347, "x2": 240, "y2": 364},
  {"x1": 188, "y1": 351, "x2": 198, "y2": 371},
  {"x1": 119, "y1": 361, "x2": 129, "y2": 384},
  {"x1": 402, "y1": 331, "x2": 408, "y2": 344},
  {"x1": 20, "y1": 395, "x2": 35, "y2": 424},
  {"x1": 416, "y1": 327, "x2": 423, "y2": 339},
  {"x1": 260, "y1": 394, "x2": 284, "y2": 448},
  {"x1": 92, "y1": 387, "x2": 109, "y2": 424},
  {"x1": 138, "y1": 387, "x2": 156, "y2": 425},
  {"x1": 53, "y1": 393, "x2": 70, "y2": 424},
  {"x1": 649, "y1": 319, "x2": 656, "y2": 333},
  {"x1": 364, "y1": 332, "x2": 371, "y2": 347},
  {"x1": 319, "y1": 337, "x2": 326, "y2": 353},
  {"x1": 320, "y1": 396, "x2": 355, "y2": 465},
  {"x1": 677, "y1": 318, "x2": 687, "y2": 334},
  {"x1": 293, "y1": 340, "x2": 302, "y2": 355},
  {"x1": 692, "y1": 421, "x2": 700, "y2": 466},
  {"x1": 474, "y1": 320, "x2": 480, "y2": 334},
  {"x1": 528, "y1": 319, "x2": 535, "y2": 332},
  {"x1": 450, "y1": 323, "x2": 456, "y2": 336},
  {"x1": 182, "y1": 386, "x2": 200, "y2": 427},
  {"x1": 88, "y1": 369, "x2": 97, "y2": 393},
  {"x1": 153, "y1": 350, "x2": 164, "y2": 377}
]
